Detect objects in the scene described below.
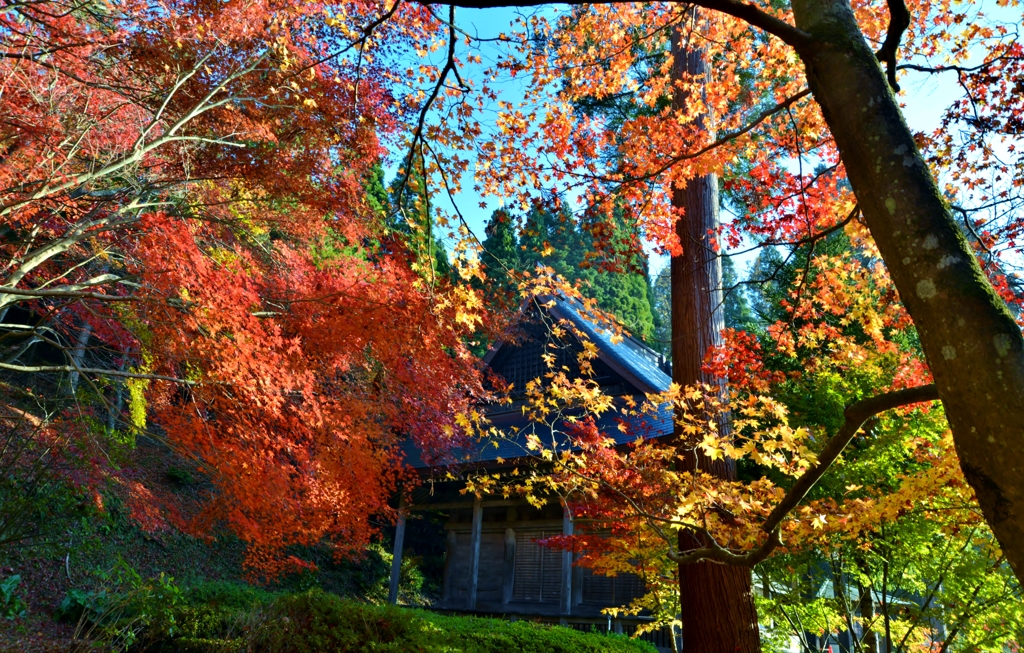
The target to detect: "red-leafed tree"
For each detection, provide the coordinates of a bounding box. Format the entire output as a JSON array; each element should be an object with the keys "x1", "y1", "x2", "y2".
[{"x1": 0, "y1": 0, "x2": 488, "y2": 573}]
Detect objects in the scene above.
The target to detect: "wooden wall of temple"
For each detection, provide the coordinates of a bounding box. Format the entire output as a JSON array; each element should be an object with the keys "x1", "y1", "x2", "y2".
[{"x1": 436, "y1": 500, "x2": 645, "y2": 616}]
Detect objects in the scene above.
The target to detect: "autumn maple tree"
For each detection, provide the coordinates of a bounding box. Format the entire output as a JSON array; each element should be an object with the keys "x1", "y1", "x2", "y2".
[
  {"x1": 5, "y1": 0, "x2": 1024, "y2": 645},
  {"x1": 0, "y1": 0, "x2": 491, "y2": 574},
  {"x1": 476, "y1": 227, "x2": 1017, "y2": 649},
  {"x1": 328, "y1": 0, "x2": 1024, "y2": 647},
  {"x1": 379, "y1": 0, "x2": 1024, "y2": 595}
]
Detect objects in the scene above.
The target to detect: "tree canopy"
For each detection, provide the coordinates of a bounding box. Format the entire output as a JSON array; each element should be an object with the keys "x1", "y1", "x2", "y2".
[{"x1": 3, "y1": 0, "x2": 1024, "y2": 645}]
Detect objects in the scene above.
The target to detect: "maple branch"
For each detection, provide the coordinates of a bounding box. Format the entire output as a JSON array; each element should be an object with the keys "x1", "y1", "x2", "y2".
[
  {"x1": 140, "y1": 48, "x2": 219, "y2": 146},
  {"x1": 608, "y1": 384, "x2": 940, "y2": 567},
  {"x1": 875, "y1": 0, "x2": 911, "y2": 91},
  {"x1": 422, "y1": 0, "x2": 816, "y2": 52},
  {"x1": 557, "y1": 88, "x2": 810, "y2": 186},
  {"x1": 1, "y1": 214, "x2": 140, "y2": 301},
  {"x1": 0, "y1": 53, "x2": 263, "y2": 218},
  {"x1": 760, "y1": 384, "x2": 940, "y2": 535},
  {"x1": 893, "y1": 528, "x2": 977, "y2": 653},
  {"x1": 425, "y1": 142, "x2": 495, "y2": 271},
  {"x1": 395, "y1": 4, "x2": 466, "y2": 208},
  {"x1": 768, "y1": 202, "x2": 861, "y2": 252},
  {"x1": 294, "y1": 0, "x2": 403, "y2": 76},
  {"x1": 0, "y1": 286, "x2": 139, "y2": 302},
  {"x1": 897, "y1": 56, "x2": 1018, "y2": 76},
  {"x1": 672, "y1": 527, "x2": 783, "y2": 565},
  {"x1": 0, "y1": 362, "x2": 192, "y2": 384},
  {"x1": 691, "y1": 0, "x2": 815, "y2": 52},
  {"x1": 621, "y1": 88, "x2": 812, "y2": 183},
  {"x1": 935, "y1": 556, "x2": 1005, "y2": 653}
]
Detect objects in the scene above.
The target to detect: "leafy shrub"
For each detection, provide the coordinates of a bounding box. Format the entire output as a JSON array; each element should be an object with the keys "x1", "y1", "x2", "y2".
[
  {"x1": 56, "y1": 587, "x2": 109, "y2": 624},
  {"x1": 285, "y1": 540, "x2": 427, "y2": 604},
  {"x1": 349, "y1": 543, "x2": 425, "y2": 605},
  {"x1": 61, "y1": 572, "x2": 186, "y2": 651},
  {"x1": 350, "y1": 543, "x2": 392, "y2": 602},
  {"x1": 411, "y1": 610, "x2": 656, "y2": 653},
  {"x1": 161, "y1": 582, "x2": 276, "y2": 644},
  {"x1": 182, "y1": 581, "x2": 277, "y2": 612},
  {"x1": 58, "y1": 580, "x2": 269, "y2": 652},
  {"x1": 0, "y1": 575, "x2": 26, "y2": 619},
  {"x1": 251, "y1": 590, "x2": 416, "y2": 652},
  {"x1": 151, "y1": 588, "x2": 656, "y2": 653}
]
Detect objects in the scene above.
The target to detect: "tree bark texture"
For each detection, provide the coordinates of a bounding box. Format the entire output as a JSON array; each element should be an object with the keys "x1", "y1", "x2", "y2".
[
  {"x1": 670, "y1": 23, "x2": 761, "y2": 653},
  {"x1": 790, "y1": 0, "x2": 1024, "y2": 583},
  {"x1": 67, "y1": 322, "x2": 92, "y2": 396}
]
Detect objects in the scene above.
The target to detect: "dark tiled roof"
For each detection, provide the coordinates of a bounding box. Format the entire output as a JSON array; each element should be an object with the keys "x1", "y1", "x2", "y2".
[
  {"x1": 409, "y1": 399, "x2": 673, "y2": 469},
  {"x1": 548, "y1": 296, "x2": 672, "y2": 394},
  {"x1": 405, "y1": 295, "x2": 675, "y2": 470}
]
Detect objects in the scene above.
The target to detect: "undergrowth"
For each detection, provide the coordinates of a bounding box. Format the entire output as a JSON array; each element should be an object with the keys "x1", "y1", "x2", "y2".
[{"x1": 71, "y1": 584, "x2": 656, "y2": 653}]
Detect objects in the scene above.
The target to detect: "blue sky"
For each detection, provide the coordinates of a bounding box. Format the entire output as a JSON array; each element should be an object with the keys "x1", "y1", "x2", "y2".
[{"x1": 385, "y1": 3, "x2": 1005, "y2": 280}]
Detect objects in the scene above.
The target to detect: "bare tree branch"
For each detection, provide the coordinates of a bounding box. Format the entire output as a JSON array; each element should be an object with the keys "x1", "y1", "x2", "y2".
[
  {"x1": 421, "y1": 0, "x2": 817, "y2": 52},
  {"x1": 0, "y1": 362, "x2": 193, "y2": 384},
  {"x1": 875, "y1": 0, "x2": 911, "y2": 91}
]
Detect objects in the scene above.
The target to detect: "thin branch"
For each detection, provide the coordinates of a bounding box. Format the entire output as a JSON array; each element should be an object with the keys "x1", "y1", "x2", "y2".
[
  {"x1": 875, "y1": 0, "x2": 911, "y2": 91},
  {"x1": 620, "y1": 89, "x2": 812, "y2": 184},
  {"x1": 644, "y1": 384, "x2": 940, "y2": 567},
  {"x1": 897, "y1": 54, "x2": 1018, "y2": 76},
  {"x1": 395, "y1": 4, "x2": 467, "y2": 208},
  {"x1": 0, "y1": 362, "x2": 192, "y2": 384},
  {"x1": 760, "y1": 384, "x2": 940, "y2": 535},
  {"x1": 422, "y1": 0, "x2": 816, "y2": 52},
  {"x1": 291, "y1": 0, "x2": 403, "y2": 78},
  {"x1": 936, "y1": 557, "x2": 1004, "y2": 653},
  {"x1": 0, "y1": 286, "x2": 139, "y2": 302}
]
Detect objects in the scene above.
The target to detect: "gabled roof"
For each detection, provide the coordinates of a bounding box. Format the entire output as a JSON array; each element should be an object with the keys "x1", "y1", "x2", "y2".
[
  {"x1": 464, "y1": 397, "x2": 673, "y2": 466},
  {"x1": 405, "y1": 294, "x2": 674, "y2": 470},
  {"x1": 546, "y1": 296, "x2": 671, "y2": 394}
]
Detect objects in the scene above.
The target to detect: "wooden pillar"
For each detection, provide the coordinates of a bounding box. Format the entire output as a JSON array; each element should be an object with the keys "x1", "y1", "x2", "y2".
[
  {"x1": 387, "y1": 497, "x2": 407, "y2": 605},
  {"x1": 441, "y1": 529, "x2": 457, "y2": 604},
  {"x1": 572, "y1": 555, "x2": 583, "y2": 606},
  {"x1": 560, "y1": 511, "x2": 573, "y2": 615},
  {"x1": 502, "y1": 527, "x2": 516, "y2": 604},
  {"x1": 468, "y1": 497, "x2": 483, "y2": 610},
  {"x1": 570, "y1": 501, "x2": 582, "y2": 607}
]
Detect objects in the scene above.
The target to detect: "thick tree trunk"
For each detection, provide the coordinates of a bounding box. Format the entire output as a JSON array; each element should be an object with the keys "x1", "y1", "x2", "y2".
[
  {"x1": 790, "y1": 0, "x2": 1024, "y2": 582},
  {"x1": 670, "y1": 24, "x2": 761, "y2": 653}
]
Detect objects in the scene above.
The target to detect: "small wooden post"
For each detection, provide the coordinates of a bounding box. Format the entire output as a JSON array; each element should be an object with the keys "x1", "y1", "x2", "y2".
[
  {"x1": 560, "y1": 510, "x2": 573, "y2": 615},
  {"x1": 572, "y1": 554, "x2": 583, "y2": 606},
  {"x1": 502, "y1": 527, "x2": 516, "y2": 604},
  {"x1": 441, "y1": 529, "x2": 457, "y2": 604},
  {"x1": 387, "y1": 496, "x2": 407, "y2": 605},
  {"x1": 468, "y1": 497, "x2": 483, "y2": 610}
]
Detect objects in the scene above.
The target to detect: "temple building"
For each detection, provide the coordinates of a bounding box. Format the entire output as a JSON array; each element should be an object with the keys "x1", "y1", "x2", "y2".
[{"x1": 390, "y1": 295, "x2": 679, "y2": 650}]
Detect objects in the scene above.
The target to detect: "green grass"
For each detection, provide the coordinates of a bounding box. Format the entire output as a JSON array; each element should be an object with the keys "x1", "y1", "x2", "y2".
[{"x1": 148, "y1": 586, "x2": 656, "y2": 653}]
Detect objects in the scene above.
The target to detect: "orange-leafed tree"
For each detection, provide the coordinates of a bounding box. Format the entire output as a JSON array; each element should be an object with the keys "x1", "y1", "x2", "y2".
[
  {"x1": 327, "y1": 1, "x2": 1024, "y2": 647},
  {"x1": 410, "y1": 0, "x2": 1024, "y2": 595},
  {"x1": 0, "y1": 0, "x2": 488, "y2": 573},
  {"x1": 485, "y1": 235, "x2": 1018, "y2": 649}
]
